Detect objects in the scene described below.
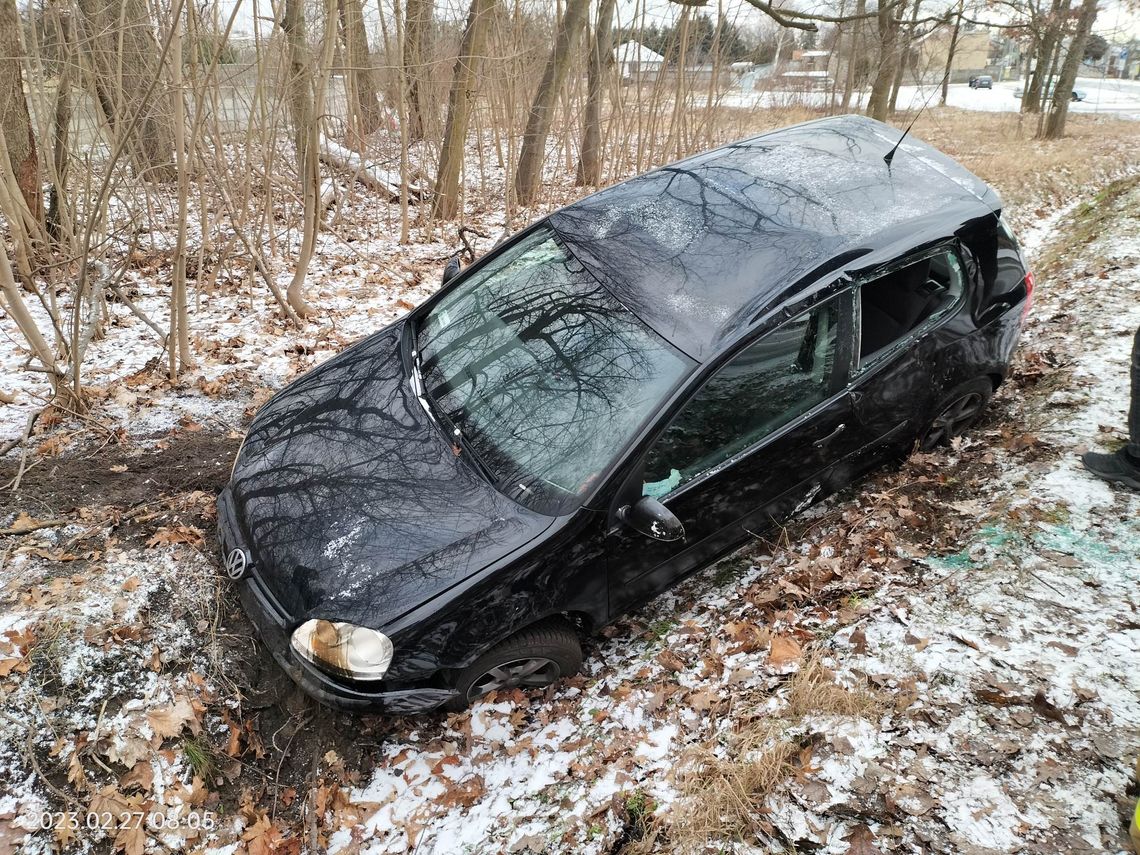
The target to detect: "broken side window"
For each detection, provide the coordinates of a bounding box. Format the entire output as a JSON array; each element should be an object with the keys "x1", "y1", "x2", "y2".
[{"x1": 858, "y1": 250, "x2": 965, "y2": 363}]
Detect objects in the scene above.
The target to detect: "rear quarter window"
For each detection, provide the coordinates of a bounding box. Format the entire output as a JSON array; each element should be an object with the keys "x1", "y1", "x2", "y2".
[
  {"x1": 994, "y1": 216, "x2": 1028, "y2": 299},
  {"x1": 960, "y1": 216, "x2": 1026, "y2": 315}
]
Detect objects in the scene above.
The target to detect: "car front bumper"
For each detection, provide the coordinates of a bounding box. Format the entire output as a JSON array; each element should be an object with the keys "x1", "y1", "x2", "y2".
[{"x1": 217, "y1": 487, "x2": 459, "y2": 715}]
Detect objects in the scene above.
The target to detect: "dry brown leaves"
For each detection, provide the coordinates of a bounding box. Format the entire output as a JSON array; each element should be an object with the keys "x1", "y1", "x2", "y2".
[
  {"x1": 145, "y1": 524, "x2": 205, "y2": 548},
  {"x1": 768, "y1": 635, "x2": 803, "y2": 668},
  {"x1": 0, "y1": 626, "x2": 35, "y2": 677}
]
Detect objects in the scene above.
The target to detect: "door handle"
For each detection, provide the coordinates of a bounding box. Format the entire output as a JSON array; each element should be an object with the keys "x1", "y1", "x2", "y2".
[{"x1": 813, "y1": 423, "x2": 847, "y2": 447}]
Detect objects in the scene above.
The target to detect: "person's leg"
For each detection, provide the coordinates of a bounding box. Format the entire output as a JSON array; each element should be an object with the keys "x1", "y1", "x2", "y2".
[
  {"x1": 1081, "y1": 323, "x2": 1140, "y2": 490},
  {"x1": 1129, "y1": 324, "x2": 1140, "y2": 461}
]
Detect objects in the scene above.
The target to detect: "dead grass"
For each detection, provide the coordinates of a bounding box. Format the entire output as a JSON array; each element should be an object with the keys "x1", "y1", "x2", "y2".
[
  {"x1": 895, "y1": 109, "x2": 1140, "y2": 214},
  {"x1": 726, "y1": 106, "x2": 1140, "y2": 218},
  {"x1": 1034, "y1": 171, "x2": 1140, "y2": 278},
  {"x1": 784, "y1": 657, "x2": 883, "y2": 720},
  {"x1": 623, "y1": 655, "x2": 882, "y2": 854}
]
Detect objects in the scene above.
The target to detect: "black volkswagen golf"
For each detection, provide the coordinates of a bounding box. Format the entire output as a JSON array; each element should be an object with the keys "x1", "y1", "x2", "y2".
[{"x1": 217, "y1": 115, "x2": 1032, "y2": 713}]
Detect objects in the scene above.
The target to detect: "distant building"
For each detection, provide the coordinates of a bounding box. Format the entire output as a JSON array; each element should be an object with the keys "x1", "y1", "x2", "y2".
[
  {"x1": 916, "y1": 28, "x2": 994, "y2": 83},
  {"x1": 780, "y1": 49, "x2": 833, "y2": 89},
  {"x1": 793, "y1": 49, "x2": 831, "y2": 71},
  {"x1": 1103, "y1": 43, "x2": 1136, "y2": 79},
  {"x1": 615, "y1": 41, "x2": 666, "y2": 81}
]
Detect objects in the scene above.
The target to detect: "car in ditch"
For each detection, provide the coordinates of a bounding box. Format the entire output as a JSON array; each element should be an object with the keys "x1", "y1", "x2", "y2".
[{"x1": 216, "y1": 115, "x2": 1033, "y2": 713}]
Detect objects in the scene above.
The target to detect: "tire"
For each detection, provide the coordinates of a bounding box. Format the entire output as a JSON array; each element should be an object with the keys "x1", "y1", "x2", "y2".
[
  {"x1": 446, "y1": 619, "x2": 582, "y2": 711},
  {"x1": 920, "y1": 378, "x2": 994, "y2": 451}
]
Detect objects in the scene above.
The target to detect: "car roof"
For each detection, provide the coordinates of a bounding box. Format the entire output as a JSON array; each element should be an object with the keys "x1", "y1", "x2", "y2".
[{"x1": 548, "y1": 114, "x2": 1000, "y2": 361}]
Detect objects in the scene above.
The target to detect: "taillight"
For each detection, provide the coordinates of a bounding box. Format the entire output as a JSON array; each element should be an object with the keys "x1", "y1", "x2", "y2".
[{"x1": 1021, "y1": 270, "x2": 1035, "y2": 321}]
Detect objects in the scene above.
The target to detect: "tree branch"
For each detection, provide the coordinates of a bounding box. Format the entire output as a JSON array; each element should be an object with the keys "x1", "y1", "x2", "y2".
[{"x1": 735, "y1": 0, "x2": 911, "y2": 32}]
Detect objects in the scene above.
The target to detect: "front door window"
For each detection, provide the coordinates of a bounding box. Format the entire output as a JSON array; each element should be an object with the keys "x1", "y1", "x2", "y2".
[{"x1": 642, "y1": 298, "x2": 843, "y2": 498}]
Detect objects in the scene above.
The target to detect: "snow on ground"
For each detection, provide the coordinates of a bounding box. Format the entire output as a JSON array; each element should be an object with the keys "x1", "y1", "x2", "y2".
[
  {"x1": 723, "y1": 76, "x2": 1140, "y2": 121},
  {"x1": 1, "y1": 140, "x2": 1139, "y2": 853}
]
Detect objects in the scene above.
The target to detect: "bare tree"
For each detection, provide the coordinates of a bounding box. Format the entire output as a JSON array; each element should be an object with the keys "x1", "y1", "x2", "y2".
[
  {"x1": 940, "y1": 1, "x2": 964, "y2": 105},
  {"x1": 866, "y1": 0, "x2": 906, "y2": 121},
  {"x1": 888, "y1": 0, "x2": 921, "y2": 113},
  {"x1": 0, "y1": 245, "x2": 59, "y2": 387},
  {"x1": 1042, "y1": 0, "x2": 1097, "y2": 138},
  {"x1": 169, "y1": 4, "x2": 191, "y2": 377},
  {"x1": 514, "y1": 0, "x2": 590, "y2": 206},
  {"x1": 840, "y1": 0, "x2": 867, "y2": 109},
  {"x1": 44, "y1": 2, "x2": 73, "y2": 243},
  {"x1": 280, "y1": 0, "x2": 322, "y2": 317},
  {"x1": 76, "y1": 0, "x2": 177, "y2": 180},
  {"x1": 404, "y1": 0, "x2": 433, "y2": 140},
  {"x1": 576, "y1": 0, "x2": 616, "y2": 186},
  {"x1": 339, "y1": 0, "x2": 383, "y2": 150},
  {"x1": 0, "y1": 0, "x2": 41, "y2": 221},
  {"x1": 433, "y1": 0, "x2": 497, "y2": 220},
  {"x1": 1024, "y1": 0, "x2": 1071, "y2": 114}
]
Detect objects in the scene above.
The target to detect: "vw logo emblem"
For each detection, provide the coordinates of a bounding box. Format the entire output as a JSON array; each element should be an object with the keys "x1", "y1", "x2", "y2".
[{"x1": 224, "y1": 548, "x2": 249, "y2": 580}]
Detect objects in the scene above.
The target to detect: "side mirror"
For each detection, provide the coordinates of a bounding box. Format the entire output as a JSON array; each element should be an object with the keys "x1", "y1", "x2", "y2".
[
  {"x1": 441, "y1": 255, "x2": 461, "y2": 285},
  {"x1": 618, "y1": 496, "x2": 685, "y2": 542}
]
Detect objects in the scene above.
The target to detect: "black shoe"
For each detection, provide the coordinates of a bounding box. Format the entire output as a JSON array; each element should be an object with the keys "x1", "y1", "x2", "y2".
[{"x1": 1081, "y1": 449, "x2": 1140, "y2": 490}]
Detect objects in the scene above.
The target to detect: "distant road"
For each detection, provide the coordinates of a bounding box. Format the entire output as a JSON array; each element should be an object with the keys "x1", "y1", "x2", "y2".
[
  {"x1": 724, "y1": 76, "x2": 1140, "y2": 122},
  {"x1": 895, "y1": 76, "x2": 1140, "y2": 121}
]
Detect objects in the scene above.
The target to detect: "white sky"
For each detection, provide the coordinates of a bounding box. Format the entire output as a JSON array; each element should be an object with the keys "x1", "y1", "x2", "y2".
[{"x1": 214, "y1": 0, "x2": 1140, "y2": 44}]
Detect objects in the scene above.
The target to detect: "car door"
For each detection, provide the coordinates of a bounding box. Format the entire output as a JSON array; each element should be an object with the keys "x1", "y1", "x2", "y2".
[
  {"x1": 845, "y1": 246, "x2": 968, "y2": 461},
  {"x1": 606, "y1": 291, "x2": 862, "y2": 616}
]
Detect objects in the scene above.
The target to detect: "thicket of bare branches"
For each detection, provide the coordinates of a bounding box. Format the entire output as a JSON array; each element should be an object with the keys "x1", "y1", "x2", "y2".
[{"x1": 0, "y1": 0, "x2": 1100, "y2": 410}]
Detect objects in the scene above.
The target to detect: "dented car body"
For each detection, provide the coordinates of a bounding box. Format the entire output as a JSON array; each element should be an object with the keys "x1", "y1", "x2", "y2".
[{"x1": 217, "y1": 115, "x2": 1031, "y2": 713}]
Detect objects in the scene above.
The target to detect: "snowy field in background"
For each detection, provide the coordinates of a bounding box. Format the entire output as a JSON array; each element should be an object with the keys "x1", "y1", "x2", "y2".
[{"x1": 726, "y1": 76, "x2": 1140, "y2": 121}]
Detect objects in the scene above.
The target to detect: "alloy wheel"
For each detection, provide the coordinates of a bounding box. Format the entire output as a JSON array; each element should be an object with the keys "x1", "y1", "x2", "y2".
[
  {"x1": 923, "y1": 392, "x2": 986, "y2": 449},
  {"x1": 467, "y1": 657, "x2": 560, "y2": 702}
]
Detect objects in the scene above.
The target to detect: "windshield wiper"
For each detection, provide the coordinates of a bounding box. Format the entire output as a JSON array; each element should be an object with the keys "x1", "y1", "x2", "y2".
[
  {"x1": 413, "y1": 349, "x2": 499, "y2": 486},
  {"x1": 409, "y1": 349, "x2": 439, "y2": 427},
  {"x1": 449, "y1": 420, "x2": 500, "y2": 485}
]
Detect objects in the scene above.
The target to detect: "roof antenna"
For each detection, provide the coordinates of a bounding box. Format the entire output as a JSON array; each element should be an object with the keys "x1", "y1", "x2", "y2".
[{"x1": 884, "y1": 66, "x2": 952, "y2": 167}]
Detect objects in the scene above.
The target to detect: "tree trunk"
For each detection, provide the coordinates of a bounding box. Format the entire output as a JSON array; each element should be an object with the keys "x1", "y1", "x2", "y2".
[
  {"x1": 940, "y1": 3, "x2": 963, "y2": 106},
  {"x1": 1025, "y1": 0, "x2": 1068, "y2": 114},
  {"x1": 840, "y1": 0, "x2": 866, "y2": 110},
  {"x1": 281, "y1": 0, "x2": 319, "y2": 317},
  {"x1": 888, "y1": 0, "x2": 920, "y2": 113},
  {"x1": 403, "y1": 0, "x2": 433, "y2": 140},
  {"x1": 282, "y1": 0, "x2": 315, "y2": 160},
  {"x1": 514, "y1": 0, "x2": 590, "y2": 206},
  {"x1": 866, "y1": 0, "x2": 904, "y2": 121},
  {"x1": 169, "y1": 7, "x2": 191, "y2": 378},
  {"x1": 1042, "y1": 0, "x2": 1097, "y2": 139},
  {"x1": 338, "y1": 0, "x2": 382, "y2": 150},
  {"x1": 75, "y1": 0, "x2": 176, "y2": 181},
  {"x1": 0, "y1": 0, "x2": 42, "y2": 221},
  {"x1": 1035, "y1": 28, "x2": 1065, "y2": 131},
  {"x1": 46, "y1": 3, "x2": 73, "y2": 243},
  {"x1": 576, "y1": 0, "x2": 616, "y2": 186},
  {"x1": 0, "y1": 244, "x2": 58, "y2": 384},
  {"x1": 432, "y1": 0, "x2": 496, "y2": 220}
]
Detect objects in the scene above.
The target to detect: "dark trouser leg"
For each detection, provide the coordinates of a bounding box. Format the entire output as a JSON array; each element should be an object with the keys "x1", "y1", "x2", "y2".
[{"x1": 1130, "y1": 325, "x2": 1140, "y2": 461}]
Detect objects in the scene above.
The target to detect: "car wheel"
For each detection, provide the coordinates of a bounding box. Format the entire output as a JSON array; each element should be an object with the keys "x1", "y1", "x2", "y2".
[
  {"x1": 920, "y1": 378, "x2": 993, "y2": 451},
  {"x1": 447, "y1": 619, "x2": 582, "y2": 710}
]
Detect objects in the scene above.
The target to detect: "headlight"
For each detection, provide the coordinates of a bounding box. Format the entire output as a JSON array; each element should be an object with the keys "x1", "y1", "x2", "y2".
[{"x1": 290, "y1": 620, "x2": 394, "y2": 680}]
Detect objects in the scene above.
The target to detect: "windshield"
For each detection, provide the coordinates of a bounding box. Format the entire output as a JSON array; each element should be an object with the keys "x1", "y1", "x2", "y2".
[{"x1": 417, "y1": 225, "x2": 693, "y2": 515}]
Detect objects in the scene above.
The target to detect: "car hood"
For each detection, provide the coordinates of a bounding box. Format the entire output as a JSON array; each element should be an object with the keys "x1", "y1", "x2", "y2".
[{"x1": 227, "y1": 319, "x2": 554, "y2": 627}]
